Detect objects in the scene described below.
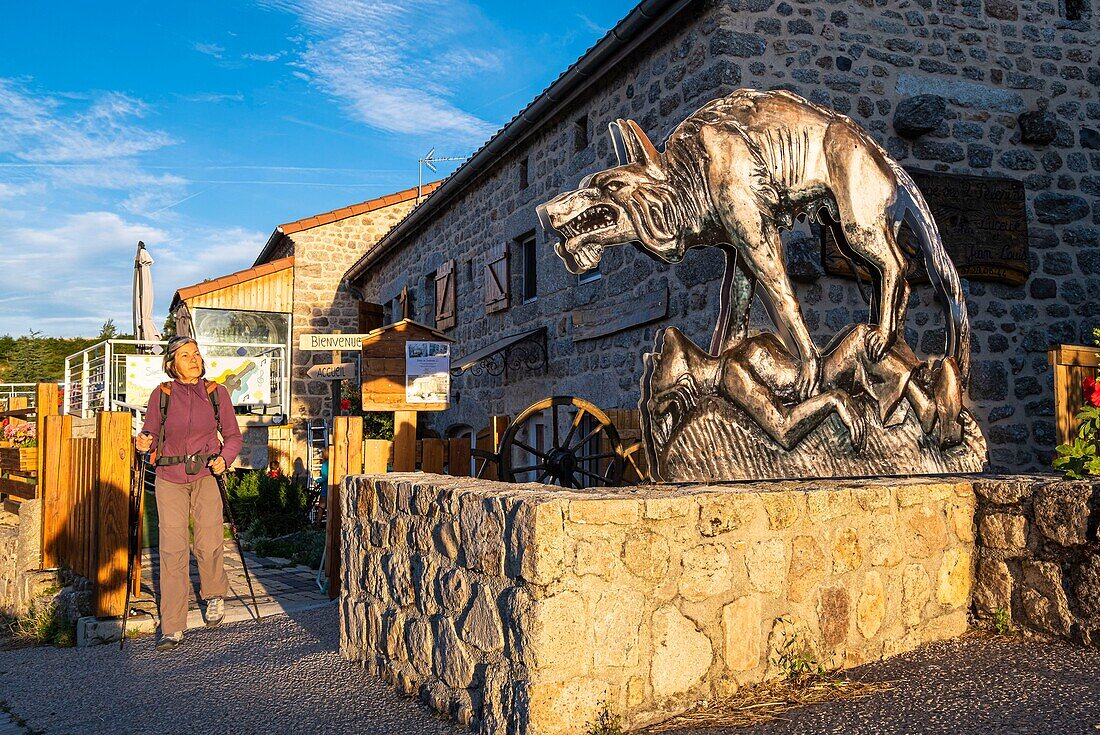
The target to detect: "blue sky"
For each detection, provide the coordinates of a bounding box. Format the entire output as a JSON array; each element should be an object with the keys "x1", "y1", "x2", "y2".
[{"x1": 0, "y1": 0, "x2": 635, "y2": 337}]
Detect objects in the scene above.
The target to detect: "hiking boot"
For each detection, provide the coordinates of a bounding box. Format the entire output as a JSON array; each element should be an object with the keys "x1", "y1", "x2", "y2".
[
  {"x1": 204, "y1": 596, "x2": 225, "y2": 627},
  {"x1": 155, "y1": 631, "x2": 184, "y2": 652}
]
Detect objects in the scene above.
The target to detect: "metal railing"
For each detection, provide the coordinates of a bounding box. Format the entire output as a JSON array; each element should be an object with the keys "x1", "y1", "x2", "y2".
[
  {"x1": 0, "y1": 383, "x2": 37, "y2": 408},
  {"x1": 63, "y1": 339, "x2": 290, "y2": 420}
]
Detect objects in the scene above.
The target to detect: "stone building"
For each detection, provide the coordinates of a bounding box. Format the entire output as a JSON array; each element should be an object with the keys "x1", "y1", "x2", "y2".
[
  {"x1": 171, "y1": 182, "x2": 441, "y2": 475},
  {"x1": 344, "y1": 0, "x2": 1100, "y2": 473}
]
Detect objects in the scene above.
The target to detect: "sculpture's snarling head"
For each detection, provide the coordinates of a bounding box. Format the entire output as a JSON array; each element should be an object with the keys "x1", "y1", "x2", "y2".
[{"x1": 537, "y1": 119, "x2": 687, "y2": 275}]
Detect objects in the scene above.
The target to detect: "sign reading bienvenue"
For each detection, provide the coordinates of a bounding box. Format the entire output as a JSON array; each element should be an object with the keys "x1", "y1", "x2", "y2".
[{"x1": 298, "y1": 333, "x2": 370, "y2": 351}]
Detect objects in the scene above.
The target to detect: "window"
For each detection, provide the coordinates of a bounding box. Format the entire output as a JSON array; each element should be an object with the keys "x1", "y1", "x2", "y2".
[
  {"x1": 519, "y1": 156, "x2": 529, "y2": 189},
  {"x1": 574, "y1": 114, "x2": 589, "y2": 151},
  {"x1": 578, "y1": 269, "x2": 601, "y2": 285},
  {"x1": 519, "y1": 233, "x2": 537, "y2": 303}
]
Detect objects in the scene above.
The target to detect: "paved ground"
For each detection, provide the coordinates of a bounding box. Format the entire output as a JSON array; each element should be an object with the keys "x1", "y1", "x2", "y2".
[
  {"x1": 0, "y1": 604, "x2": 461, "y2": 735},
  {"x1": 2, "y1": 600, "x2": 1099, "y2": 734},
  {"x1": 669, "y1": 635, "x2": 1100, "y2": 735},
  {"x1": 133, "y1": 542, "x2": 332, "y2": 630}
]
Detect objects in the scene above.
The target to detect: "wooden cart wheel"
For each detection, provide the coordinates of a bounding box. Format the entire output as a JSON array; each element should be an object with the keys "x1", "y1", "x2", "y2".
[
  {"x1": 471, "y1": 448, "x2": 500, "y2": 480},
  {"x1": 499, "y1": 396, "x2": 625, "y2": 487}
]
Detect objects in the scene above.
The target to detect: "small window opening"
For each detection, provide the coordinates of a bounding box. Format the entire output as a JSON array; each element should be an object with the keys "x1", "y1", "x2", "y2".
[
  {"x1": 574, "y1": 114, "x2": 589, "y2": 151},
  {"x1": 519, "y1": 156, "x2": 529, "y2": 189},
  {"x1": 519, "y1": 233, "x2": 537, "y2": 303}
]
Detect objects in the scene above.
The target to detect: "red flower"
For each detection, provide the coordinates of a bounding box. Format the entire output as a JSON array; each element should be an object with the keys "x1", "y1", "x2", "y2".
[
  {"x1": 340, "y1": 398, "x2": 351, "y2": 412},
  {"x1": 1084, "y1": 376, "x2": 1100, "y2": 407}
]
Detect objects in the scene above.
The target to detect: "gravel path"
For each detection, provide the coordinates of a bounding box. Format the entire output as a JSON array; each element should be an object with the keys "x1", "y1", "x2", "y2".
[
  {"x1": 0, "y1": 603, "x2": 460, "y2": 735},
  {"x1": 669, "y1": 635, "x2": 1100, "y2": 735},
  {"x1": 2, "y1": 608, "x2": 1098, "y2": 735}
]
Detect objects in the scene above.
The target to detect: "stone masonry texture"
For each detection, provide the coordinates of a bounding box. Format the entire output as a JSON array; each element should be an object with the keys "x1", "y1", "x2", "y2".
[
  {"x1": 268, "y1": 199, "x2": 421, "y2": 473},
  {"x1": 339, "y1": 473, "x2": 975, "y2": 734},
  {"x1": 350, "y1": 0, "x2": 1100, "y2": 473},
  {"x1": 973, "y1": 474, "x2": 1100, "y2": 644}
]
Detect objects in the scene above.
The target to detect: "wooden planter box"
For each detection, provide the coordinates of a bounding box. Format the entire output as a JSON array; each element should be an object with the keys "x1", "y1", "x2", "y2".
[
  {"x1": 1049, "y1": 344, "x2": 1100, "y2": 445},
  {"x1": 0, "y1": 474, "x2": 36, "y2": 499},
  {"x1": 0, "y1": 446, "x2": 37, "y2": 473}
]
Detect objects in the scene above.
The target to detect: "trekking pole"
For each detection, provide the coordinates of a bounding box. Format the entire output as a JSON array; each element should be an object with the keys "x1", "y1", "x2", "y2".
[
  {"x1": 212, "y1": 470, "x2": 261, "y2": 620},
  {"x1": 121, "y1": 448, "x2": 147, "y2": 650}
]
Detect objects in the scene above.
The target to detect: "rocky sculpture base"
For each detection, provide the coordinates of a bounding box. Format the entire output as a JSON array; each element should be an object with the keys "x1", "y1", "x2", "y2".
[
  {"x1": 339, "y1": 474, "x2": 976, "y2": 735},
  {"x1": 649, "y1": 396, "x2": 988, "y2": 482}
]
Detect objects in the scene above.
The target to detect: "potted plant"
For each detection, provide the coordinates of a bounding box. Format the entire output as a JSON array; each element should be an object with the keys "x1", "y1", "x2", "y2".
[{"x1": 0, "y1": 421, "x2": 38, "y2": 473}]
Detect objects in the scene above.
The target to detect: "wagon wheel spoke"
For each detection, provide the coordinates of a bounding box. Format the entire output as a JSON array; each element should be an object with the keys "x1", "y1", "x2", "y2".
[
  {"x1": 572, "y1": 422, "x2": 606, "y2": 451},
  {"x1": 512, "y1": 440, "x2": 549, "y2": 460},
  {"x1": 574, "y1": 451, "x2": 616, "y2": 462},
  {"x1": 512, "y1": 463, "x2": 549, "y2": 475},
  {"x1": 552, "y1": 403, "x2": 560, "y2": 450},
  {"x1": 561, "y1": 408, "x2": 586, "y2": 449},
  {"x1": 535, "y1": 467, "x2": 552, "y2": 484},
  {"x1": 574, "y1": 466, "x2": 608, "y2": 484}
]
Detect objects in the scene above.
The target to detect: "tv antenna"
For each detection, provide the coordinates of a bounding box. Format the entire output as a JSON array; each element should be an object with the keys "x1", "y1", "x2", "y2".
[{"x1": 418, "y1": 148, "x2": 465, "y2": 200}]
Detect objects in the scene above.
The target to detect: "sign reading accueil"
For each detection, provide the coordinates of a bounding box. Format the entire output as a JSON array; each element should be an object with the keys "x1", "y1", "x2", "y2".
[{"x1": 405, "y1": 341, "x2": 450, "y2": 404}]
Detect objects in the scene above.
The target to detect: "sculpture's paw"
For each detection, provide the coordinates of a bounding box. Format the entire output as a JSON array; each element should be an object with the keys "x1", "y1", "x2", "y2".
[
  {"x1": 866, "y1": 329, "x2": 890, "y2": 362},
  {"x1": 650, "y1": 375, "x2": 701, "y2": 446},
  {"x1": 795, "y1": 358, "x2": 820, "y2": 400},
  {"x1": 837, "y1": 398, "x2": 867, "y2": 453}
]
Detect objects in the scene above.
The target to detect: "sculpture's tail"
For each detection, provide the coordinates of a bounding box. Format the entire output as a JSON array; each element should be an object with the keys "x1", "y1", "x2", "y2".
[{"x1": 890, "y1": 165, "x2": 971, "y2": 385}]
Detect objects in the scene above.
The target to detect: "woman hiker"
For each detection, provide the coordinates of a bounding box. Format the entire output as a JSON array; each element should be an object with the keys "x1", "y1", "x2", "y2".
[{"x1": 135, "y1": 336, "x2": 242, "y2": 652}]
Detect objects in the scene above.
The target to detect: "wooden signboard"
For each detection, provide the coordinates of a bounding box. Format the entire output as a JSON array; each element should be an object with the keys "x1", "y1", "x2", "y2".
[
  {"x1": 823, "y1": 169, "x2": 1029, "y2": 286},
  {"x1": 572, "y1": 285, "x2": 668, "y2": 342},
  {"x1": 360, "y1": 319, "x2": 454, "y2": 412}
]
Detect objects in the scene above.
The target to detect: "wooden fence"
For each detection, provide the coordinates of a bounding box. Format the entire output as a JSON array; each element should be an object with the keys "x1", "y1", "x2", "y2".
[
  {"x1": 1049, "y1": 344, "x2": 1099, "y2": 445},
  {"x1": 37, "y1": 411, "x2": 133, "y2": 618}
]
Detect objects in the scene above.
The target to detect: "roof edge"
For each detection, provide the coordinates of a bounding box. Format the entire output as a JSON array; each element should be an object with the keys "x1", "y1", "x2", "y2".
[{"x1": 344, "y1": 0, "x2": 693, "y2": 284}]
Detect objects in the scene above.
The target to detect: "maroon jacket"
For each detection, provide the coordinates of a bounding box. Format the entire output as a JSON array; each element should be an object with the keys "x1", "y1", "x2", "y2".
[{"x1": 141, "y1": 380, "x2": 243, "y2": 483}]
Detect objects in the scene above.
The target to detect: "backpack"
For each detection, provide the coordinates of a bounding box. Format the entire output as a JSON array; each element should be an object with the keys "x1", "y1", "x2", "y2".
[{"x1": 151, "y1": 380, "x2": 224, "y2": 472}]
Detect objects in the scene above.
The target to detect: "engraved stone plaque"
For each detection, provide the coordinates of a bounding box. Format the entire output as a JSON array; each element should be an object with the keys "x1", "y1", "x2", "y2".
[{"x1": 823, "y1": 169, "x2": 1029, "y2": 286}]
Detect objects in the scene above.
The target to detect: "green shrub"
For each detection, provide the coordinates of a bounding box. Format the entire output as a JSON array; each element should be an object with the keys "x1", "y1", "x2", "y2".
[
  {"x1": 585, "y1": 702, "x2": 623, "y2": 735},
  {"x1": 224, "y1": 470, "x2": 310, "y2": 538},
  {"x1": 249, "y1": 529, "x2": 326, "y2": 569}
]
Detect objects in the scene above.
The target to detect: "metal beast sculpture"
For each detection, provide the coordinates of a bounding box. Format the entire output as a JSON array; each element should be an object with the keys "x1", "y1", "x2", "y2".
[{"x1": 539, "y1": 89, "x2": 987, "y2": 481}]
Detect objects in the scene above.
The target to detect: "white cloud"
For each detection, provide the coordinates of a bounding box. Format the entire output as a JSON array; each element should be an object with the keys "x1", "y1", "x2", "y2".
[
  {"x1": 242, "y1": 51, "x2": 284, "y2": 62},
  {"x1": 193, "y1": 42, "x2": 226, "y2": 59},
  {"x1": 0, "y1": 80, "x2": 176, "y2": 164},
  {"x1": 0, "y1": 212, "x2": 264, "y2": 337},
  {"x1": 259, "y1": 0, "x2": 500, "y2": 143}
]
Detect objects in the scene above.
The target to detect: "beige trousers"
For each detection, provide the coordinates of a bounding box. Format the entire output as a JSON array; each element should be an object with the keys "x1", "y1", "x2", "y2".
[{"x1": 154, "y1": 475, "x2": 228, "y2": 634}]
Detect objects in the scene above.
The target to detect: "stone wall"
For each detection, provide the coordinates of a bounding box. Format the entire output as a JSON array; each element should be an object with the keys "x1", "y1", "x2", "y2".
[
  {"x1": 973, "y1": 475, "x2": 1100, "y2": 644},
  {"x1": 0, "y1": 500, "x2": 45, "y2": 617},
  {"x1": 353, "y1": 0, "x2": 1100, "y2": 472},
  {"x1": 340, "y1": 474, "x2": 975, "y2": 734}
]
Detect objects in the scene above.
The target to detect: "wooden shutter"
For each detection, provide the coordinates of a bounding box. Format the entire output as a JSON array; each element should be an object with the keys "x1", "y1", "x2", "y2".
[
  {"x1": 434, "y1": 260, "x2": 456, "y2": 330},
  {"x1": 484, "y1": 243, "x2": 509, "y2": 313}
]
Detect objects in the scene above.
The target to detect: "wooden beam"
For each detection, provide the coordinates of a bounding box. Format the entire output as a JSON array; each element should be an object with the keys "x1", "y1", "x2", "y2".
[
  {"x1": 35, "y1": 383, "x2": 58, "y2": 495},
  {"x1": 363, "y1": 439, "x2": 392, "y2": 474},
  {"x1": 448, "y1": 438, "x2": 471, "y2": 477},
  {"x1": 421, "y1": 438, "x2": 444, "y2": 474},
  {"x1": 40, "y1": 414, "x2": 72, "y2": 569},
  {"x1": 327, "y1": 415, "x2": 362, "y2": 599},
  {"x1": 94, "y1": 413, "x2": 132, "y2": 618},
  {"x1": 393, "y1": 411, "x2": 418, "y2": 472}
]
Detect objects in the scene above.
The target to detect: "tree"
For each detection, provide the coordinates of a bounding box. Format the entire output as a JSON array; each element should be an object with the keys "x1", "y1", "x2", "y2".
[
  {"x1": 6, "y1": 330, "x2": 50, "y2": 383},
  {"x1": 98, "y1": 319, "x2": 118, "y2": 340}
]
